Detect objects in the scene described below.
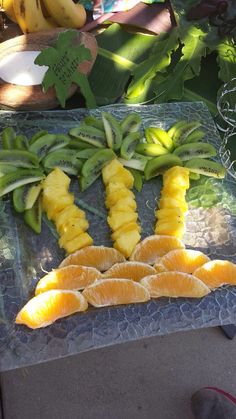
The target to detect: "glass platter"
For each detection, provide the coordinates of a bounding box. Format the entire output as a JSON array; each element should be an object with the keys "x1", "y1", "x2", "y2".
[{"x1": 1, "y1": 102, "x2": 236, "y2": 372}]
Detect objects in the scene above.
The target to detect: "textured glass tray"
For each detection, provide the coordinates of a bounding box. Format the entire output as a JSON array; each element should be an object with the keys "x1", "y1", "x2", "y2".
[{"x1": 1, "y1": 102, "x2": 236, "y2": 372}]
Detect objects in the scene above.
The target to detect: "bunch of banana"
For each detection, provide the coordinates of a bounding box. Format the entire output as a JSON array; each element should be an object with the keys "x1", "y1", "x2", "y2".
[{"x1": 1, "y1": 0, "x2": 86, "y2": 33}]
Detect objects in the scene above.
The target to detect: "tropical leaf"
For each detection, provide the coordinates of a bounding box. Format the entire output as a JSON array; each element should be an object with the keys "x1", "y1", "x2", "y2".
[
  {"x1": 217, "y1": 38, "x2": 236, "y2": 82},
  {"x1": 125, "y1": 29, "x2": 179, "y2": 103}
]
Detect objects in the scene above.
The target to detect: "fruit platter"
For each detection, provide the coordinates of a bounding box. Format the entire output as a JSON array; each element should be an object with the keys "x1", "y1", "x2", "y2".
[{"x1": 1, "y1": 101, "x2": 236, "y2": 372}]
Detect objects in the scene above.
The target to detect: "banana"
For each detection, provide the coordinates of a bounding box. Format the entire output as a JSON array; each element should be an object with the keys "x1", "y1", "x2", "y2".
[
  {"x1": 42, "y1": 0, "x2": 86, "y2": 28},
  {"x1": 13, "y1": 0, "x2": 56, "y2": 33},
  {"x1": 1, "y1": 0, "x2": 17, "y2": 22}
]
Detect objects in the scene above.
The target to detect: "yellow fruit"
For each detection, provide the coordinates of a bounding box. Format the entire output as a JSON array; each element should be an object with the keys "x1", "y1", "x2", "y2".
[
  {"x1": 153, "y1": 262, "x2": 167, "y2": 273},
  {"x1": 43, "y1": 194, "x2": 74, "y2": 220},
  {"x1": 1, "y1": 0, "x2": 17, "y2": 22},
  {"x1": 13, "y1": 0, "x2": 56, "y2": 33},
  {"x1": 102, "y1": 159, "x2": 125, "y2": 185},
  {"x1": 57, "y1": 218, "x2": 89, "y2": 236},
  {"x1": 43, "y1": 0, "x2": 86, "y2": 28},
  {"x1": 35, "y1": 265, "x2": 102, "y2": 295},
  {"x1": 43, "y1": 168, "x2": 71, "y2": 189},
  {"x1": 130, "y1": 235, "x2": 185, "y2": 264},
  {"x1": 107, "y1": 211, "x2": 138, "y2": 231},
  {"x1": 105, "y1": 189, "x2": 135, "y2": 207},
  {"x1": 159, "y1": 197, "x2": 188, "y2": 213},
  {"x1": 155, "y1": 220, "x2": 185, "y2": 239},
  {"x1": 194, "y1": 260, "x2": 236, "y2": 289},
  {"x1": 161, "y1": 188, "x2": 186, "y2": 202},
  {"x1": 160, "y1": 249, "x2": 210, "y2": 274},
  {"x1": 163, "y1": 166, "x2": 190, "y2": 189},
  {"x1": 55, "y1": 205, "x2": 85, "y2": 231},
  {"x1": 109, "y1": 168, "x2": 134, "y2": 189},
  {"x1": 110, "y1": 197, "x2": 137, "y2": 211},
  {"x1": 103, "y1": 261, "x2": 156, "y2": 281},
  {"x1": 114, "y1": 229, "x2": 141, "y2": 258},
  {"x1": 62, "y1": 232, "x2": 93, "y2": 254},
  {"x1": 59, "y1": 226, "x2": 84, "y2": 248},
  {"x1": 111, "y1": 222, "x2": 141, "y2": 241},
  {"x1": 83, "y1": 278, "x2": 150, "y2": 307},
  {"x1": 16, "y1": 290, "x2": 87, "y2": 329},
  {"x1": 155, "y1": 208, "x2": 184, "y2": 221},
  {"x1": 106, "y1": 182, "x2": 128, "y2": 196},
  {"x1": 59, "y1": 246, "x2": 125, "y2": 271},
  {"x1": 140, "y1": 272, "x2": 210, "y2": 298}
]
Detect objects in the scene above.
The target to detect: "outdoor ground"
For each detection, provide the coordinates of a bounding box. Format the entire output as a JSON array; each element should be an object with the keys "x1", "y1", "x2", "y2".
[{"x1": 1, "y1": 326, "x2": 236, "y2": 419}]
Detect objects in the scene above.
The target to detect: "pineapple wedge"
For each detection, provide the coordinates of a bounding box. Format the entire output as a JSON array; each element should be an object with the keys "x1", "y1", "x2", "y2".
[
  {"x1": 107, "y1": 211, "x2": 138, "y2": 231},
  {"x1": 43, "y1": 167, "x2": 71, "y2": 189},
  {"x1": 109, "y1": 169, "x2": 134, "y2": 189},
  {"x1": 55, "y1": 205, "x2": 86, "y2": 231},
  {"x1": 106, "y1": 182, "x2": 128, "y2": 196},
  {"x1": 155, "y1": 220, "x2": 185, "y2": 238},
  {"x1": 105, "y1": 189, "x2": 135, "y2": 208},
  {"x1": 59, "y1": 226, "x2": 84, "y2": 247},
  {"x1": 111, "y1": 197, "x2": 137, "y2": 212},
  {"x1": 159, "y1": 197, "x2": 188, "y2": 213},
  {"x1": 43, "y1": 194, "x2": 74, "y2": 220},
  {"x1": 62, "y1": 232, "x2": 93, "y2": 254},
  {"x1": 57, "y1": 218, "x2": 89, "y2": 236},
  {"x1": 102, "y1": 159, "x2": 125, "y2": 185},
  {"x1": 155, "y1": 208, "x2": 184, "y2": 220},
  {"x1": 111, "y1": 222, "x2": 141, "y2": 241},
  {"x1": 114, "y1": 229, "x2": 141, "y2": 258}
]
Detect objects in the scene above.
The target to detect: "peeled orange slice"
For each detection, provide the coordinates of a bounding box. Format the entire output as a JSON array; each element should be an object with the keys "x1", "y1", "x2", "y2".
[
  {"x1": 194, "y1": 260, "x2": 236, "y2": 289},
  {"x1": 103, "y1": 262, "x2": 156, "y2": 281},
  {"x1": 153, "y1": 262, "x2": 167, "y2": 273},
  {"x1": 15, "y1": 290, "x2": 88, "y2": 329},
  {"x1": 130, "y1": 235, "x2": 185, "y2": 264},
  {"x1": 59, "y1": 246, "x2": 125, "y2": 271},
  {"x1": 140, "y1": 272, "x2": 210, "y2": 298},
  {"x1": 35, "y1": 265, "x2": 102, "y2": 295},
  {"x1": 82, "y1": 278, "x2": 150, "y2": 307},
  {"x1": 160, "y1": 249, "x2": 210, "y2": 274}
]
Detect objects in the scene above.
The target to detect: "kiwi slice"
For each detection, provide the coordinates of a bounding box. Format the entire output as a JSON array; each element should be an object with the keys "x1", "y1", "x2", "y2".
[
  {"x1": 84, "y1": 115, "x2": 104, "y2": 131},
  {"x1": 189, "y1": 172, "x2": 201, "y2": 180},
  {"x1": 119, "y1": 153, "x2": 150, "y2": 172},
  {"x1": 173, "y1": 121, "x2": 202, "y2": 146},
  {"x1": 13, "y1": 135, "x2": 28, "y2": 150},
  {"x1": 69, "y1": 125, "x2": 106, "y2": 148},
  {"x1": 173, "y1": 142, "x2": 217, "y2": 161},
  {"x1": 136, "y1": 143, "x2": 168, "y2": 157},
  {"x1": 121, "y1": 113, "x2": 142, "y2": 137},
  {"x1": 42, "y1": 149, "x2": 82, "y2": 176},
  {"x1": 168, "y1": 120, "x2": 187, "y2": 139},
  {"x1": 144, "y1": 127, "x2": 173, "y2": 150},
  {"x1": 29, "y1": 130, "x2": 48, "y2": 146},
  {"x1": 0, "y1": 164, "x2": 17, "y2": 177},
  {"x1": 102, "y1": 112, "x2": 123, "y2": 151},
  {"x1": 0, "y1": 150, "x2": 39, "y2": 168},
  {"x1": 120, "y1": 132, "x2": 141, "y2": 160},
  {"x1": 182, "y1": 129, "x2": 205, "y2": 144},
  {"x1": 128, "y1": 168, "x2": 143, "y2": 192},
  {"x1": 67, "y1": 139, "x2": 97, "y2": 150},
  {"x1": 145, "y1": 154, "x2": 183, "y2": 180},
  {"x1": 0, "y1": 169, "x2": 44, "y2": 197},
  {"x1": 24, "y1": 197, "x2": 42, "y2": 234},
  {"x1": 75, "y1": 148, "x2": 99, "y2": 159},
  {"x1": 13, "y1": 183, "x2": 42, "y2": 213},
  {"x1": 1, "y1": 127, "x2": 16, "y2": 149},
  {"x1": 81, "y1": 149, "x2": 116, "y2": 180},
  {"x1": 185, "y1": 158, "x2": 226, "y2": 179}
]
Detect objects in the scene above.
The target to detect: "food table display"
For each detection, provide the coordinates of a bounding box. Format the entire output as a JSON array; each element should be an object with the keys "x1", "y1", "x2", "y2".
[{"x1": 0, "y1": 0, "x2": 236, "y2": 371}]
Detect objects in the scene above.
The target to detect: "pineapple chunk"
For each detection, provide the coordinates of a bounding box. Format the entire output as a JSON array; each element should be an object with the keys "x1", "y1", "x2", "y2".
[
  {"x1": 57, "y1": 218, "x2": 89, "y2": 236},
  {"x1": 159, "y1": 197, "x2": 188, "y2": 213},
  {"x1": 111, "y1": 197, "x2": 137, "y2": 212},
  {"x1": 59, "y1": 225, "x2": 84, "y2": 247},
  {"x1": 107, "y1": 211, "x2": 138, "y2": 231},
  {"x1": 114, "y1": 229, "x2": 141, "y2": 258},
  {"x1": 155, "y1": 220, "x2": 185, "y2": 239},
  {"x1": 43, "y1": 194, "x2": 75, "y2": 220},
  {"x1": 43, "y1": 168, "x2": 71, "y2": 189},
  {"x1": 109, "y1": 168, "x2": 134, "y2": 189},
  {"x1": 111, "y1": 222, "x2": 141, "y2": 241},
  {"x1": 106, "y1": 182, "x2": 128, "y2": 196},
  {"x1": 155, "y1": 208, "x2": 184, "y2": 220},
  {"x1": 163, "y1": 167, "x2": 190, "y2": 190},
  {"x1": 102, "y1": 159, "x2": 125, "y2": 185},
  {"x1": 105, "y1": 189, "x2": 135, "y2": 208},
  {"x1": 55, "y1": 205, "x2": 86, "y2": 230},
  {"x1": 62, "y1": 232, "x2": 93, "y2": 254},
  {"x1": 161, "y1": 188, "x2": 186, "y2": 202}
]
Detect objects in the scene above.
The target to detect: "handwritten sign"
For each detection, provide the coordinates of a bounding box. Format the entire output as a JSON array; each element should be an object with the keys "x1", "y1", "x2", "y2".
[{"x1": 35, "y1": 30, "x2": 96, "y2": 109}]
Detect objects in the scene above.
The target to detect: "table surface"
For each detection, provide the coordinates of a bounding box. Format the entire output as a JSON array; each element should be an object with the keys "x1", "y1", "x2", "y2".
[{"x1": 0, "y1": 102, "x2": 236, "y2": 372}]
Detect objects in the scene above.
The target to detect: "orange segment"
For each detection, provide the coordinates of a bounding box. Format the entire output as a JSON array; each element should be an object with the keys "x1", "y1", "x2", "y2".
[
  {"x1": 59, "y1": 246, "x2": 125, "y2": 271},
  {"x1": 82, "y1": 278, "x2": 150, "y2": 307},
  {"x1": 130, "y1": 235, "x2": 185, "y2": 264},
  {"x1": 35, "y1": 265, "x2": 102, "y2": 295},
  {"x1": 194, "y1": 260, "x2": 236, "y2": 289},
  {"x1": 140, "y1": 272, "x2": 210, "y2": 298},
  {"x1": 160, "y1": 249, "x2": 210, "y2": 274},
  {"x1": 15, "y1": 290, "x2": 88, "y2": 329},
  {"x1": 103, "y1": 262, "x2": 156, "y2": 281},
  {"x1": 153, "y1": 262, "x2": 167, "y2": 273}
]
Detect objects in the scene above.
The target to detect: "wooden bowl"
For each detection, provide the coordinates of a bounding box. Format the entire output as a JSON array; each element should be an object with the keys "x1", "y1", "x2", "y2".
[{"x1": 0, "y1": 28, "x2": 97, "y2": 111}]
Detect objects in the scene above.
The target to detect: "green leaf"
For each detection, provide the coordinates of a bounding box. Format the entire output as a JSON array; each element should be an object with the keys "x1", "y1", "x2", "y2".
[
  {"x1": 125, "y1": 29, "x2": 179, "y2": 103},
  {"x1": 153, "y1": 26, "x2": 207, "y2": 103},
  {"x1": 35, "y1": 30, "x2": 96, "y2": 109},
  {"x1": 217, "y1": 39, "x2": 236, "y2": 83}
]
